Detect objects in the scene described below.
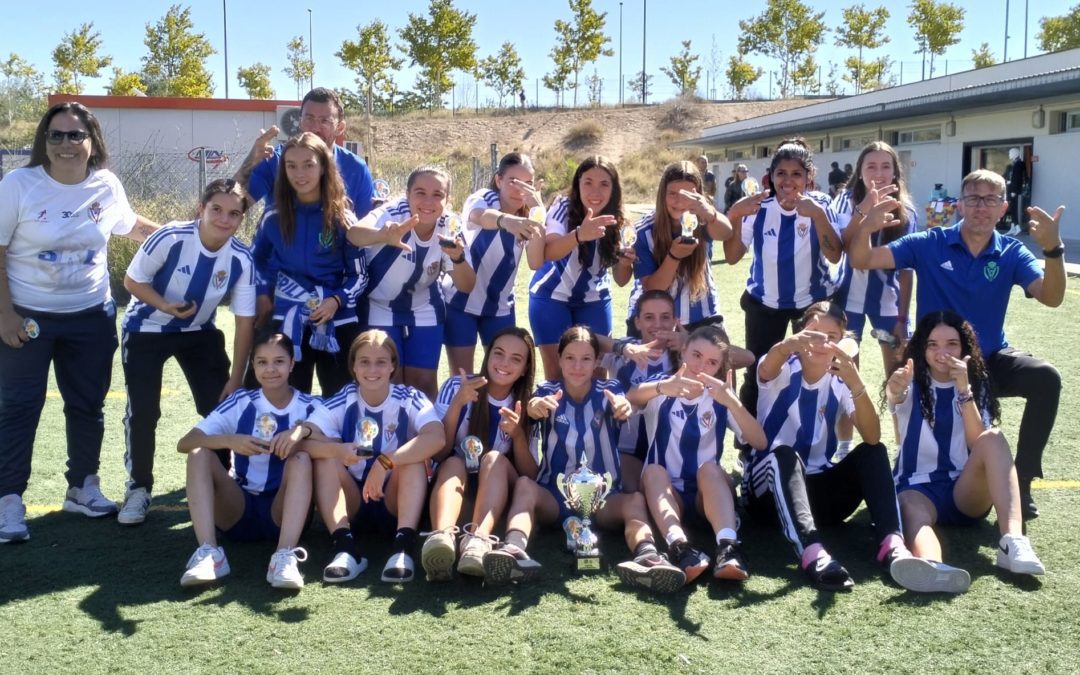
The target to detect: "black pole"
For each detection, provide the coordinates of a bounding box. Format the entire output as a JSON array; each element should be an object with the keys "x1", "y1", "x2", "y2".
[
  {"x1": 308, "y1": 9, "x2": 314, "y2": 89},
  {"x1": 641, "y1": 0, "x2": 647, "y2": 105},
  {"x1": 619, "y1": 2, "x2": 623, "y2": 106},
  {"x1": 223, "y1": 0, "x2": 229, "y2": 98}
]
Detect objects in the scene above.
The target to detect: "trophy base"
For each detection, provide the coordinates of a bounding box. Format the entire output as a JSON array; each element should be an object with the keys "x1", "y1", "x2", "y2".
[{"x1": 573, "y1": 555, "x2": 603, "y2": 573}]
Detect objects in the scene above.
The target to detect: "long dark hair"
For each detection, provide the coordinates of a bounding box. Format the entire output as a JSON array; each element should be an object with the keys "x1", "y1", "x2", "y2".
[
  {"x1": 847, "y1": 141, "x2": 912, "y2": 245},
  {"x1": 273, "y1": 132, "x2": 352, "y2": 246},
  {"x1": 651, "y1": 161, "x2": 708, "y2": 301},
  {"x1": 768, "y1": 137, "x2": 814, "y2": 182},
  {"x1": 466, "y1": 327, "x2": 537, "y2": 445},
  {"x1": 901, "y1": 311, "x2": 999, "y2": 427},
  {"x1": 489, "y1": 152, "x2": 535, "y2": 218},
  {"x1": 566, "y1": 155, "x2": 623, "y2": 270},
  {"x1": 29, "y1": 102, "x2": 109, "y2": 171}
]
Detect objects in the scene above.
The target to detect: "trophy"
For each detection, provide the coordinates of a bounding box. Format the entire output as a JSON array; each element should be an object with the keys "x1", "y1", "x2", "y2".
[
  {"x1": 528, "y1": 206, "x2": 546, "y2": 224},
  {"x1": 439, "y1": 214, "x2": 463, "y2": 248},
  {"x1": 461, "y1": 435, "x2": 484, "y2": 473},
  {"x1": 254, "y1": 413, "x2": 277, "y2": 449},
  {"x1": 373, "y1": 178, "x2": 391, "y2": 200},
  {"x1": 556, "y1": 452, "x2": 614, "y2": 572},
  {"x1": 22, "y1": 318, "x2": 40, "y2": 340},
  {"x1": 618, "y1": 221, "x2": 637, "y2": 255},
  {"x1": 305, "y1": 293, "x2": 320, "y2": 313},
  {"x1": 355, "y1": 416, "x2": 379, "y2": 459},
  {"x1": 679, "y1": 211, "x2": 698, "y2": 243}
]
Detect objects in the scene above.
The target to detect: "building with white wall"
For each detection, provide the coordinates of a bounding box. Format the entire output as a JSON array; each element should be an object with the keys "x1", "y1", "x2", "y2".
[{"x1": 684, "y1": 49, "x2": 1080, "y2": 240}]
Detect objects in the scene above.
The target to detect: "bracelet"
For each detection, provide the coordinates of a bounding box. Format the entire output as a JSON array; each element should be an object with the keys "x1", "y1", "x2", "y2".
[
  {"x1": 496, "y1": 214, "x2": 506, "y2": 230},
  {"x1": 853, "y1": 205, "x2": 866, "y2": 218},
  {"x1": 955, "y1": 390, "x2": 974, "y2": 406},
  {"x1": 574, "y1": 229, "x2": 581, "y2": 243},
  {"x1": 376, "y1": 453, "x2": 394, "y2": 470},
  {"x1": 655, "y1": 380, "x2": 663, "y2": 395},
  {"x1": 851, "y1": 387, "x2": 866, "y2": 401},
  {"x1": 668, "y1": 250, "x2": 688, "y2": 261},
  {"x1": 1043, "y1": 244, "x2": 1065, "y2": 259},
  {"x1": 451, "y1": 253, "x2": 466, "y2": 264}
]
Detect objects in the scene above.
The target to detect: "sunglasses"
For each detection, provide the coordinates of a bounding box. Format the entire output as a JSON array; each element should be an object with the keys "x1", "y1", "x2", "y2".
[{"x1": 46, "y1": 129, "x2": 90, "y2": 145}]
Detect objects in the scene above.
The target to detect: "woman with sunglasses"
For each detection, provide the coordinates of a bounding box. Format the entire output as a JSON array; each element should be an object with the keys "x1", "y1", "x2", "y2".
[{"x1": 0, "y1": 102, "x2": 159, "y2": 544}]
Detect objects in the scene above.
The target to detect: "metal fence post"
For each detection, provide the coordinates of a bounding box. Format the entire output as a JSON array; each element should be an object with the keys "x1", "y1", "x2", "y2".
[
  {"x1": 490, "y1": 143, "x2": 497, "y2": 175},
  {"x1": 197, "y1": 148, "x2": 207, "y2": 196}
]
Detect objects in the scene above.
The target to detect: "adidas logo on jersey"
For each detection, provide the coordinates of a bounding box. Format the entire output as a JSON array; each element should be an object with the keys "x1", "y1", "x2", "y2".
[
  {"x1": 177, "y1": 265, "x2": 192, "y2": 275},
  {"x1": 764, "y1": 228, "x2": 778, "y2": 237},
  {"x1": 940, "y1": 261, "x2": 954, "y2": 271},
  {"x1": 555, "y1": 414, "x2": 570, "y2": 425}
]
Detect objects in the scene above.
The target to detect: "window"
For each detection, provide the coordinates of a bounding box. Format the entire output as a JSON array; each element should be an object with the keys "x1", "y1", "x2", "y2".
[
  {"x1": 835, "y1": 134, "x2": 877, "y2": 152},
  {"x1": 1066, "y1": 111, "x2": 1080, "y2": 132},
  {"x1": 727, "y1": 148, "x2": 750, "y2": 160},
  {"x1": 895, "y1": 126, "x2": 942, "y2": 145}
]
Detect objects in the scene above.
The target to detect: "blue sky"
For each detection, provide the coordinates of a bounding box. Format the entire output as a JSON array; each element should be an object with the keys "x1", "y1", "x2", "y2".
[{"x1": 1, "y1": 0, "x2": 1072, "y2": 104}]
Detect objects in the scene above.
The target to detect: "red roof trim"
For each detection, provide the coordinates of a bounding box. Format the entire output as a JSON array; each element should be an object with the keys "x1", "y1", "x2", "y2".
[{"x1": 47, "y1": 94, "x2": 301, "y2": 112}]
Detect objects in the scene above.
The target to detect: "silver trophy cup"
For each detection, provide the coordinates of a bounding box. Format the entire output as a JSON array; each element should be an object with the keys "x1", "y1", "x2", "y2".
[{"x1": 556, "y1": 452, "x2": 614, "y2": 572}]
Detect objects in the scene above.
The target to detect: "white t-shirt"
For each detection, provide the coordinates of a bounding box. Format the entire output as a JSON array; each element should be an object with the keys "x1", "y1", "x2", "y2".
[{"x1": 0, "y1": 166, "x2": 137, "y2": 312}]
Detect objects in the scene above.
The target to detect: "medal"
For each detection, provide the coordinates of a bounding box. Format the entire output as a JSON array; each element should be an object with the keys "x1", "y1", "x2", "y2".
[{"x1": 22, "y1": 318, "x2": 40, "y2": 340}]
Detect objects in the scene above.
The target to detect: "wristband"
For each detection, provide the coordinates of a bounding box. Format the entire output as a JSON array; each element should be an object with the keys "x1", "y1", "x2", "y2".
[
  {"x1": 451, "y1": 253, "x2": 466, "y2": 264},
  {"x1": 853, "y1": 205, "x2": 866, "y2": 218},
  {"x1": 851, "y1": 387, "x2": 866, "y2": 401},
  {"x1": 955, "y1": 390, "x2": 974, "y2": 406},
  {"x1": 1043, "y1": 244, "x2": 1065, "y2": 259},
  {"x1": 655, "y1": 380, "x2": 663, "y2": 395},
  {"x1": 376, "y1": 453, "x2": 395, "y2": 470},
  {"x1": 574, "y1": 229, "x2": 581, "y2": 243},
  {"x1": 668, "y1": 250, "x2": 688, "y2": 262},
  {"x1": 496, "y1": 214, "x2": 506, "y2": 230}
]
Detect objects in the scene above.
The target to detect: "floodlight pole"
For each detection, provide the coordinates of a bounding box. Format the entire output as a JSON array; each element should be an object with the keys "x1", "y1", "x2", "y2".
[
  {"x1": 223, "y1": 0, "x2": 229, "y2": 98},
  {"x1": 308, "y1": 9, "x2": 314, "y2": 89},
  {"x1": 641, "y1": 0, "x2": 647, "y2": 105}
]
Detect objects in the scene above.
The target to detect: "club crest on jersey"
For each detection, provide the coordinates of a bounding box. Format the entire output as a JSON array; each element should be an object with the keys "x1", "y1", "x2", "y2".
[
  {"x1": 591, "y1": 408, "x2": 605, "y2": 429},
  {"x1": 384, "y1": 422, "x2": 398, "y2": 441},
  {"x1": 797, "y1": 222, "x2": 809, "y2": 237},
  {"x1": 88, "y1": 202, "x2": 102, "y2": 223},
  {"x1": 212, "y1": 270, "x2": 228, "y2": 289},
  {"x1": 819, "y1": 405, "x2": 827, "y2": 419},
  {"x1": 497, "y1": 428, "x2": 510, "y2": 448},
  {"x1": 425, "y1": 261, "x2": 441, "y2": 279},
  {"x1": 318, "y1": 228, "x2": 335, "y2": 249},
  {"x1": 983, "y1": 261, "x2": 1000, "y2": 281},
  {"x1": 700, "y1": 410, "x2": 715, "y2": 429}
]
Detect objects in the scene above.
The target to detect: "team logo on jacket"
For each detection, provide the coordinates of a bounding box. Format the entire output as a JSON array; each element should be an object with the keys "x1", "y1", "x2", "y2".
[
  {"x1": 212, "y1": 270, "x2": 228, "y2": 289},
  {"x1": 700, "y1": 410, "x2": 714, "y2": 429},
  {"x1": 797, "y1": 222, "x2": 809, "y2": 237},
  {"x1": 88, "y1": 202, "x2": 102, "y2": 223},
  {"x1": 318, "y1": 229, "x2": 335, "y2": 249},
  {"x1": 983, "y1": 261, "x2": 1000, "y2": 281}
]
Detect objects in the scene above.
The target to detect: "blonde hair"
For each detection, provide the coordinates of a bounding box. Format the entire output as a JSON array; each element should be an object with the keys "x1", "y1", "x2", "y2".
[
  {"x1": 652, "y1": 161, "x2": 708, "y2": 301},
  {"x1": 961, "y1": 169, "x2": 1006, "y2": 196},
  {"x1": 348, "y1": 329, "x2": 400, "y2": 378}
]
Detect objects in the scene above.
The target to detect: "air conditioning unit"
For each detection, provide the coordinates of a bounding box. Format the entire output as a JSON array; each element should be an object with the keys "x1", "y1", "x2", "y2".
[{"x1": 276, "y1": 105, "x2": 302, "y2": 140}]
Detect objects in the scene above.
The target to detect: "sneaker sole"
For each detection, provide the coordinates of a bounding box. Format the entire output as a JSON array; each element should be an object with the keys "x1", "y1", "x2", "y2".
[
  {"x1": 270, "y1": 578, "x2": 305, "y2": 590},
  {"x1": 483, "y1": 553, "x2": 541, "y2": 585},
  {"x1": 891, "y1": 557, "x2": 970, "y2": 593},
  {"x1": 457, "y1": 553, "x2": 486, "y2": 577},
  {"x1": 0, "y1": 531, "x2": 30, "y2": 544},
  {"x1": 995, "y1": 554, "x2": 1045, "y2": 576},
  {"x1": 62, "y1": 501, "x2": 117, "y2": 518},
  {"x1": 682, "y1": 562, "x2": 710, "y2": 584},
  {"x1": 713, "y1": 563, "x2": 750, "y2": 582},
  {"x1": 615, "y1": 562, "x2": 686, "y2": 594},
  {"x1": 117, "y1": 512, "x2": 147, "y2": 526},
  {"x1": 180, "y1": 568, "x2": 230, "y2": 588},
  {"x1": 421, "y1": 542, "x2": 456, "y2": 582}
]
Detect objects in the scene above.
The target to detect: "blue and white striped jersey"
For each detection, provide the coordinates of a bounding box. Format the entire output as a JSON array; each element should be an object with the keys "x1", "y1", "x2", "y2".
[
  {"x1": 642, "y1": 375, "x2": 745, "y2": 492},
  {"x1": 434, "y1": 375, "x2": 539, "y2": 462},
  {"x1": 755, "y1": 353, "x2": 855, "y2": 475},
  {"x1": 740, "y1": 193, "x2": 840, "y2": 309},
  {"x1": 528, "y1": 196, "x2": 612, "y2": 304},
  {"x1": 892, "y1": 379, "x2": 989, "y2": 489},
  {"x1": 123, "y1": 220, "x2": 256, "y2": 333},
  {"x1": 832, "y1": 191, "x2": 917, "y2": 318},
  {"x1": 196, "y1": 388, "x2": 319, "y2": 495},
  {"x1": 362, "y1": 197, "x2": 456, "y2": 327},
  {"x1": 307, "y1": 383, "x2": 441, "y2": 483},
  {"x1": 443, "y1": 189, "x2": 525, "y2": 318},
  {"x1": 533, "y1": 379, "x2": 623, "y2": 488},
  {"x1": 600, "y1": 347, "x2": 672, "y2": 453},
  {"x1": 627, "y1": 212, "x2": 718, "y2": 324}
]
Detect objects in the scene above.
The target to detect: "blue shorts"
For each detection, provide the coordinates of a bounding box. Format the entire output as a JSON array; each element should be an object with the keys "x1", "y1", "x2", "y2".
[
  {"x1": 371, "y1": 324, "x2": 444, "y2": 369},
  {"x1": 674, "y1": 484, "x2": 704, "y2": 527},
  {"x1": 900, "y1": 480, "x2": 989, "y2": 527},
  {"x1": 348, "y1": 474, "x2": 398, "y2": 535},
  {"x1": 444, "y1": 306, "x2": 516, "y2": 349},
  {"x1": 528, "y1": 295, "x2": 612, "y2": 346},
  {"x1": 220, "y1": 490, "x2": 280, "y2": 542},
  {"x1": 846, "y1": 310, "x2": 909, "y2": 342}
]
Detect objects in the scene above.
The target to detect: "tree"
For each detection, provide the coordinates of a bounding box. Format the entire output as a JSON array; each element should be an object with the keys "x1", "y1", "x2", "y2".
[
  {"x1": 478, "y1": 42, "x2": 525, "y2": 108},
  {"x1": 141, "y1": 5, "x2": 215, "y2": 97},
  {"x1": 543, "y1": 42, "x2": 573, "y2": 107},
  {"x1": 842, "y1": 55, "x2": 893, "y2": 90},
  {"x1": 52, "y1": 22, "x2": 112, "y2": 94},
  {"x1": 823, "y1": 61, "x2": 843, "y2": 96},
  {"x1": 283, "y1": 36, "x2": 314, "y2": 100},
  {"x1": 792, "y1": 54, "x2": 820, "y2": 94},
  {"x1": 628, "y1": 71, "x2": 653, "y2": 104},
  {"x1": 738, "y1": 0, "x2": 827, "y2": 98},
  {"x1": 237, "y1": 63, "x2": 273, "y2": 99},
  {"x1": 1037, "y1": 4, "x2": 1080, "y2": 52},
  {"x1": 834, "y1": 4, "x2": 890, "y2": 93},
  {"x1": 337, "y1": 20, "x2": 403, "y2": 116},
  {"x1": 551, "y1": 0, "x2": 614, "y2": 106},
  {"x1": 661, "y1": 40, "x2": 703, "y2": 97},
  {"x1": 726, "y1": 53, "x2": 763, "y2": 100},
  {"x1": 971, "y1": 43, "x2": 996, "y2": 69},
  {"x1": 107, "y1": 68, "x2": 146, "y2": 96},
  {"x1": 398, "y1": 0, "x2": 478, "y2": 110},
  {"x1": 1, "y1": 53, "x2": 45, "y2": 126},
  {"x1": 586, "y1": 70, "x2": 603, "y2": 106},
  {"x1": 707, "y1": 34, "x2": 722, "y2": 99},
  {"x1": 907, "y1": 0, "x2": 964, "y2": 79}
]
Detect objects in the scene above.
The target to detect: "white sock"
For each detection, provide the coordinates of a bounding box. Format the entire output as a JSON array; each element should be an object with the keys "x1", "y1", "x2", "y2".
[
  {"x1": 716, "y1": 528, "x2": 738, "y2": 544},
  {"x1": 665, "y1": 526, "x2": 687, "y2": 545}
]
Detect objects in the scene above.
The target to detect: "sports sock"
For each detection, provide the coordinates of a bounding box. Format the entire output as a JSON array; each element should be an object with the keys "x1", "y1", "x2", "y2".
[
  {"x1": 331, "y1": 527, "x2": 356, "y2": 554},
  {"x1": 876, "y1": 533, "x2": 908, "y2": 563},
  {"x1": 716, "y1": 528, "x2": 738, "y2": 544},
  {"x1": 505, "y1": 528, "x2": 528, "y2": 550},
  {"x1": 800, "y1": 543, "x2": 826, "y2": 570},
  {"x1": 664, "y1": 526, "x2": 687, "y2": 546},
  {"x1": 634, "y1": 540, "x2": 659, "y2": 560},
  {"x1": 393, "y1": 527, "x2": 418, "y2": 553}
]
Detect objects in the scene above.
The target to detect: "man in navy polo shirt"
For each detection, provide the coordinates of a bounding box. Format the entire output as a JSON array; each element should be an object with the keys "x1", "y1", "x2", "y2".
[
  {"x1": 233, "y1": 87, "x2": 375, "y2": 218},
  {"x1": 847, "y1": 169, "x2": 1066, "y2": 520}
]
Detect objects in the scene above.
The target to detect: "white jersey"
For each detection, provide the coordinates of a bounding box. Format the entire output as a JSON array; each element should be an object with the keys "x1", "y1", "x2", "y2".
[
  {"x1": 832, "y1": 191, "x2": 917, "y2": 317},
  {"x1": 0, "y1": 166, "x2": 137, "y2": 312},
  {"x1": 196, "y1": 388, "x2": 319, "y2": 495},
  {"x1": 627, "y1": 212, "x2": 719, "y2": 324},
  {"x1": 122, "y1": 220, "x2": 256, "y2": 333},
  {"x1": 755, "y1": 353, "x2": 855, "y2": 475},
  {"x1": 528, "y1": 195, "x2": 611, "y2": 304},
  {"x1": 533, "y1": 379, "x2": 624, "y2": 488},
  {"x1": 600, "y1": 347, "x2": 672, "y2": 453},
  {"x1": 892, "y1": 379, "x2": 989, "y2": 489},
  {"x1": 307, "y1": 383, "x2": 441, "y2": 483},
  {"x1": 443, "y1": 189, "x2": 525, "y2": 318},
  {"x1": 740, "y1": 193, "x2": 840, "y2": 310},
  {"x1": 434, "y1": 375, "x2": 539, "y2": 462},
  {"x1": 642, "y1": 375, "x2": 746, "y2": 493},
  {"x1": 361, "y1": 198, "x2": 456, "y2": 327}
]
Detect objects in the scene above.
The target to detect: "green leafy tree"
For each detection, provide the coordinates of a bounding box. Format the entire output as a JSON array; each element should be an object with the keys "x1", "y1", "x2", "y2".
[
  {"x1": 823, "y1": 61, "x2": 843, "y2": 95},
  {"x1": 726, "y1": 53, "x2": 763, "y2": 100},
  {"x1": 628, "y1": 71, "x2": 653, "y2": 104},
  {"x1": 971, "y1": 42, "x2": 996, "y2": 69},
  {"x1": 478, "y1": 42, "x2": 525, "y2": 108},
  {"x1": 842, "y1": 55, "x2": 893, "y2": 90},
  {"x1": 738, "y1": 0, "x2": 827, "y2": 98},
  {"x1": 398, "y1": 0, "x2": 478, "y2": 110},
  {"x1": 236, "y1": 63, "x2": 273, "y2": 99},
  {"x1": 1037, "y1": 4, "x2": 1080, "y2": 52},
  {"x1": 661, "y1": 40, "x2": 703, "y2": 97},
  {"x1": 141, "y1": 5, "x2": 215, "y2": 97},
  {"x1": 834, "y1": 4, "x2": 890, "y2": 93},
  {"x1": 793, "y1": 54, "x2": 820, "y2": 94},
  {"x1": 1, "y1": 53, "x2": 45, "y2": 126},
  {"x1": 551, "y1": 0, "x2": 614, "y2": 106},
  {"x1": 107, "y1": 67, "x2": 146, "y2": 96},
  {"x1": 543, "y1": 42, "x2": 573, "y2": 107},
  {"x1": 586, "y1": 70, "x2": 603, "y2": 106},
  {"x1": 907, "y1": 0, "x2": 965, "y2": 79},
  {"x1": 283, "y1": 36, "x2": 314, "y2": 100},
  {"x1": 52, "y1": 22, "x2": 112, "y2": 94},
  {"x1": 337, "y1": 20, "x2": 403, "y2": 116}
]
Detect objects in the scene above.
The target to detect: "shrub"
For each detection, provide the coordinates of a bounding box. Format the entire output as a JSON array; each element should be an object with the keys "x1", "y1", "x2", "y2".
[{"x1": 562, "y1": 119, "x2": 604, "y2": 149}]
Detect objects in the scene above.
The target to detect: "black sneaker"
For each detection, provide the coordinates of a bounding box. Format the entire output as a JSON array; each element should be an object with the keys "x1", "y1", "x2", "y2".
[
  {"x1": 482, "y1": 543, "x2": 542, "y2": 585},
  {"x1": 1019, "y1": 480, "x2": 1039, "y2": 520},
  {"x1": 713, "y1": 540, "x2": 750, "y2": 581},
  {"x1": 615, "y1": 552, "x2": 686, "y2": 594},
  {"x1": 668, "y1": 540, "x2": 709, "y2": 584},
  {"x1": 803, "y1": 556, "x2": 854, "y2": 592}
]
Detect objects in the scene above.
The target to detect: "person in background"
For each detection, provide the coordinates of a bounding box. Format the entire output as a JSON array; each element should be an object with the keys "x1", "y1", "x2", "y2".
[
  {"x1": 694, "y1": 155, "x2": 716, "y2": 201},
  {"x1": 723, "y1": 164, "x2": 749, "y2": 214}
]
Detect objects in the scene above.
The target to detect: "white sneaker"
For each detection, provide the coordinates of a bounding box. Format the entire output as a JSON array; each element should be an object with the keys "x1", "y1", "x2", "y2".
[
  {"x1": 890, "y1": 557, "x2": 971, "y2": 593},
  {"x1": 62, "y1": 475, "x2": 118, "y2": 518},
  {"x1": 381, "y1": 550, "x2": 416, "y2": 583},
  {"x1": 421, "y1": 530, "x2": 457, "y2": 582},
  {"x1": 997, "y1": 533, "x2": 1045, "y2": 575},
  {"x1": 0, "y1": 494, "x2": 29, "y2": 543},
  {"x1": 117, "y1": 488, "x2": 151, "y2": 526},
  {"x1": 180, "y1": 544, "x2": 230, "y2": 587},
  {"x1": 267, "y1": 547, "x2": 309, "y2": 589},
  {"x1": 457, "y1": 528, "x2": 494, "y2": 578},
  {"x1": 1006, "y1": 223, "x2": 1021, "y2": 237}
]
